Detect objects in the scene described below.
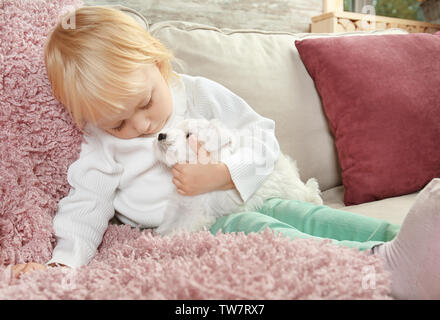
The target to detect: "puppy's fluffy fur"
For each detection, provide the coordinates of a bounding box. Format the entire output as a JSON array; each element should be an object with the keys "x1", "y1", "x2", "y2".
[{"x1": 153, "y1": 118, "x2": 322, "y2": 235}]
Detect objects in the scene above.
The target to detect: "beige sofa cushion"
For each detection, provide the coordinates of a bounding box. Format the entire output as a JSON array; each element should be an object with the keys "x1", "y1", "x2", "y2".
[
  {"x1": 150, "y1": 21, "x2": 408, "y2": 191},
  {"x1": 322, "y1": 186, "x2": 417, "y2": 226}
]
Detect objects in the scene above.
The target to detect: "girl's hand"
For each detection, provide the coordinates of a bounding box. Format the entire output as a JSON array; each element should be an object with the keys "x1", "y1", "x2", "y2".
[
  {"x1": 171, "y1": 135, "x2": 235, "y2": 196},
  {"x1": 12, "y1": 262, "x2": 47, "y2": 279}
]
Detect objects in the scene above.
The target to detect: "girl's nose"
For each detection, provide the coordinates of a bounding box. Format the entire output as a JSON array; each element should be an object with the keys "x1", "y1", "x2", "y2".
[{"x1": 131, "y1": 114, "x2": 149, "y2": 134}]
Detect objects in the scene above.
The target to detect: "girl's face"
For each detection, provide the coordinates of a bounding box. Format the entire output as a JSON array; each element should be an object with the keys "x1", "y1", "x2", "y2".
[{"x1": 96, "y1": 64, "x2": 173, "y2": 139}]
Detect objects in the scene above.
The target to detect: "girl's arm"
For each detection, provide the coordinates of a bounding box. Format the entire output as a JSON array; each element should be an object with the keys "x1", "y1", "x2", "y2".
[
  {"x1": 181, "y1": 76, "x2": 280, "y2": 202},
  {"x1": 47, "y1": 136, "x2": 123, "y2": 268}
]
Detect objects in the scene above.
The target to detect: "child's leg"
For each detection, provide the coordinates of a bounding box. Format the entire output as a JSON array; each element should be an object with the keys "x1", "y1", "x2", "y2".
[
  {"x1": 258, "y1": 198, "x2": 399, "y2": 243},
  {"x1": 209, "y1": 210, "x2": 385, "y2": 252},
  {"x1": 372, "y1": 178, "x2": 440, "y2": 299}
]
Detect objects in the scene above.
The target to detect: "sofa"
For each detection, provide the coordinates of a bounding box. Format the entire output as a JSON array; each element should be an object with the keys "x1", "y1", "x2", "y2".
[
  {"x1": 1, "y1": 1, "x2": 417, "y2": 300},
  {"x1": 114, "y1": 4, "x2": 418, "y2": 227}
]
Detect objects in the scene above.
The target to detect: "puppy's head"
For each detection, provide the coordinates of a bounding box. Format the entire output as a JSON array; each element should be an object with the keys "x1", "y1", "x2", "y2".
[{"x1": 153, "y1": 118, "x2": 237, "y2": 167}]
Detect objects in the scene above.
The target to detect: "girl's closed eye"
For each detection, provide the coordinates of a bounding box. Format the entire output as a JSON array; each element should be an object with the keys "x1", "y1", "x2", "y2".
[
  {"x1": 112, "y1": 100, "x2": 153, "y2": 131},
  {"x1": 140, "y1": 99, "x2": 153, "y2": 110},
  {"x1": 113, "y1": 121, "x2": 125, "y2": 132}
]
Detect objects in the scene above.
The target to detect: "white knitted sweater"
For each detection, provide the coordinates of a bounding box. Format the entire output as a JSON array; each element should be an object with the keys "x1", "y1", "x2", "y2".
[{"x1": 47, "y1": 74, "x2": 280, "y2": 268}]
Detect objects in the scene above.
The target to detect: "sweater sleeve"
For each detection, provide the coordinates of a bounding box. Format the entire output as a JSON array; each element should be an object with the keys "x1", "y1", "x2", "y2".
[
  {"x1": 189, "y1": 76, "x2": 280, "y2": 202},
  {"x1": 46, "y1": 134, "x2": 123, "y2": 268}
]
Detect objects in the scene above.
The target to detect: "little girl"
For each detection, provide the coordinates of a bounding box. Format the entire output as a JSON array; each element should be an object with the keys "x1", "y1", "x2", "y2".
[{"x1": 13, "y1": 6, "x2": 440, "y2": 300}]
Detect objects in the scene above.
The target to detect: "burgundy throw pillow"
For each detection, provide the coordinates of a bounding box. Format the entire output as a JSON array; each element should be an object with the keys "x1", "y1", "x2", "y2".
[{"x1": 295, "y1": 34, "x2": 440, "y2": 205}]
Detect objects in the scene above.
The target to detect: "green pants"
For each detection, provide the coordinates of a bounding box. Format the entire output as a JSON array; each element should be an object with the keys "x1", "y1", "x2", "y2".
[{"x1": 209, "y1": 198, "x2": 400, "y2": 251}]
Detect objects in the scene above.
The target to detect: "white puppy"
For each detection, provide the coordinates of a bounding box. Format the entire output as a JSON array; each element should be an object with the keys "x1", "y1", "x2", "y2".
[{"x1": 153, "y1": 118, "x2": 322, "y2": 236}]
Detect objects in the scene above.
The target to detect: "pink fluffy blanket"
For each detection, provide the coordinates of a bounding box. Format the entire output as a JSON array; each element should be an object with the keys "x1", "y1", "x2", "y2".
[
  {"x1": 0, "y1": 227, "x2": 391, "y2": 299},
  {"x1": 0, "y1": 0, "x2": 392, "y2": 299}
]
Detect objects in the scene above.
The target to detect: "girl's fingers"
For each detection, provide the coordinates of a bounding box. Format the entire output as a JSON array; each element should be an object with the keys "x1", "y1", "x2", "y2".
[
  {"x1": 188, "y1": 135, "x2": 199, "y2": 154},
  {"x1": 12, "y1": 264, "x2": 26, "y2": 278},
  {"x1": 13, "y1": 263, "x2": 46, "y2": 279},
  {"x1": 26, "y1": 263, "x2": 45, "y2": 271},
  {"x1": 172, "y1": 178, "x2": 183, "y2": 188},
  {"x1": 22, "y1": 264, "x2": 34, "y2": 274},
  {"x1": 198, "y1": 147, "x2": 210, "y2": 164},
  {"x1": 188, "y1": 135, "x2": 210, "y2": 163},
  {"x1": 172, "y1": 167, "x2": 181, "y2": 178}
]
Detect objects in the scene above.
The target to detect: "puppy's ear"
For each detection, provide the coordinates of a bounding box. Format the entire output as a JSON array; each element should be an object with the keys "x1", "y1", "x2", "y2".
[
  {"x1": 176, "y1": 119, "x2": 191, "y2": 131},
  {"x1": 199, "y1": 119, "x2": 235, "y2": 152}
]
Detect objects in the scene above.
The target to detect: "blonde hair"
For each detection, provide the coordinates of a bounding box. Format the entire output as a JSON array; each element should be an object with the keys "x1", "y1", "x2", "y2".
[{"x1": 44, "y1": 6, "x2": 179, "y2": 133}]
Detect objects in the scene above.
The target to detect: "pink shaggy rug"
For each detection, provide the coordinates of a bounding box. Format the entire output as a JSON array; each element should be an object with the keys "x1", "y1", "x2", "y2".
[
  {"x1": 0, "y1": 228, "x2": 391, "y2": 300},
  {"x1": 0, "y1": 0, "x2": 392, "y2": 299}
]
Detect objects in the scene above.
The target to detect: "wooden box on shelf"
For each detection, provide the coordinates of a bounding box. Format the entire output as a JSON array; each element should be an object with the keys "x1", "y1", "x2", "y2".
[{"x1": 311, "y1": 0, "x2": 440, "y2": 33}]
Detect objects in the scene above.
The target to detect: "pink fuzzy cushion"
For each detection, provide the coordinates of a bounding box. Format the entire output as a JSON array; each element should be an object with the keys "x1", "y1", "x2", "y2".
[
  {"x1": 0, "y1": 0, "x2": 392, "y2": 299},
  {"x1": 295, "y1": 34, "x2": 440, "y2": 206}
]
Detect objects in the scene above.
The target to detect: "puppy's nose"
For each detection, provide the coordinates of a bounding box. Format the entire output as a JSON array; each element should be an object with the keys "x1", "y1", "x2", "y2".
[{"x1": 158, "y1": 133, "x2": 167, "y2": 141}]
